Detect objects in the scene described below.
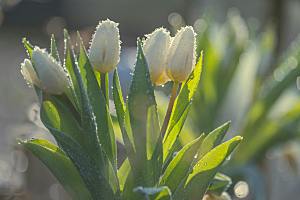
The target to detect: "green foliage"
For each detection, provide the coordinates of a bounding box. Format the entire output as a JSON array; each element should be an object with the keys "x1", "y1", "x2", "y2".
[
  {"x1": 184, "y1": 10, "x2": 300, "y2": 199},
  {"x1": 20, "y1": 31, "x2": 241, "y2": 200},
  {"x1": 19, "y1": 139, "x2": 92, "y2": 200}
]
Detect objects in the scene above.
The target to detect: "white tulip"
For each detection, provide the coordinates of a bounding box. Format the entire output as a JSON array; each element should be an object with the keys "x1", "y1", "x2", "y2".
[
  {"x1": 89, "y1": 19, "x2": 121, "y2": 73},
  {"x1": 23, "y1": 46, "x2": 69, "y2": 95},
  {"x1": 143, "y1": 27, "x2": 171, "y2": 85},
  {"x1": 21, "y1": 59, "x2": 41, "y2": 88},
  {"x1": 167, "y1": 26, "x2": 196, "y2": 82}
]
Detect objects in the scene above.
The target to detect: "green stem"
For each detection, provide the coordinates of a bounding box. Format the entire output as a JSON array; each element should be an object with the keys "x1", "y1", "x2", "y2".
[
  {"x1": 160, "y1": 81, "x2": 180, "y2": 138},
  {"x1": 101, "y1": 72, "x2": 110, "y2": 107}
]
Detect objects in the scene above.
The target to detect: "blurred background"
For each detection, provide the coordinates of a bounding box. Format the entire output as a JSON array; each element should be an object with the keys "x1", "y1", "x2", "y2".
[{"x1": 1, "y1": 0, "x2": 300, "y2": 199}]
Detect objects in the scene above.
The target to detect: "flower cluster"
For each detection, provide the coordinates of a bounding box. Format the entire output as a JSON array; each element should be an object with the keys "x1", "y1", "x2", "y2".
[
  {"x1": 21, "y1": 19, "x2": 196, "y2": 93},
  {"x1": 19, "y1": 18, "x2": 242, "y2": 200}
]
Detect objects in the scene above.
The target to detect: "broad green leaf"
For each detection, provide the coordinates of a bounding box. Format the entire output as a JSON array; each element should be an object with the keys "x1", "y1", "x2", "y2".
[
  {"x1": 133, "y1": 186, "x2": 172, "y2": 200},
  {"x1": 41, "y1": 96, "x2": 83, "y2": 146},
  {"x1": 21, "y1": 139, "x2": 92, "y2": 200},
  {"x1": 182, "y1": 136, "x2": 242, "y2": 200},
  {"x1": 160, "y1": 134, "x2": 205, "y2": 193},
  {"x1": 45, "y1": 126, "x2": 115, "y2": 200},
  {"x1": 163, "y1": 53, "x2": 203, "y2": 161},
  {"x1": 208, "y1": 173, "x2": 232, "y2": 196},
  {"x1": 77, "y1": 34, "x2": 116, "y2": 167},
  {"x1": 127, "y1": 40, "x2": 158, "y2": 186},
  {"x1": 198, "y1": 121, "x2": 230, "y2": 158}
]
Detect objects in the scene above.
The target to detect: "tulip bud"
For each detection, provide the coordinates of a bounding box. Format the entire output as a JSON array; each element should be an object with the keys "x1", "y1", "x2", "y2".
[
  {"x1": 26, "y1": 46, "x2": 69, "y2": 95},
  {"x1": 21, "y1": 59, "x2": 41, "y2": 87},
  {"x1": 89, "y1": 19, "x2": 121, "y2": 73},
  {"x1": 166, "y1": 26, "x2": 196, "y2": 82},
  {"x1": 143, "y1": 28, "x2": 171, "y2": 85}
]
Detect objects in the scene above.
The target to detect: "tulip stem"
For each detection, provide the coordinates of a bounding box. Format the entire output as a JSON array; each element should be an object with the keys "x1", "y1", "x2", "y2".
[
  {"x1": 101, "y1": 72, "x2": 110, "y2": 107},
  {"x1": 160, "y1": 81, "x2": 180, "y2": 138}
]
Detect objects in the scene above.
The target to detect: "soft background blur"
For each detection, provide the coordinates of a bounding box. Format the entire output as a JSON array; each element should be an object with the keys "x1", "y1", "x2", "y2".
[{"x1": 0, "y1": 0, "x2": 300, "y2": 199}]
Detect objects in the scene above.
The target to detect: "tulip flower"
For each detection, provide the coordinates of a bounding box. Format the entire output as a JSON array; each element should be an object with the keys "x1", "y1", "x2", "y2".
[
  {"x1": 143, "y1": 28, "x2": 171, "y2": 85},
  {"x1": 21, "y1": 59, "x2": 41, "y2": 88},
  {"x1": 166, "y1": 26, "x2": 196, "y2": 82},
  {"x1": 89, "y1": 19, "x2": 121, "y2": 73},
  {"x1": 21, "y1": 47, "x2": 69, "y2": 95}
]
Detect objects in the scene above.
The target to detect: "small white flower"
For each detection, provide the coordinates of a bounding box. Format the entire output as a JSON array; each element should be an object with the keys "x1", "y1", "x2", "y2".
[
  {"x1": 24, "y1": 46, "x2": 69, "y2": 95},
  {"x1": 21, "y1": 59, "x2": 41, "y2": 87},
  {"x1": 89, "y1": 19, "x2": 121, "y2": 73},
  {"x1": 143, "y1": 28, "x2": 171, "y2": 85},
  {"x1": 166, "y1": 26, "x2": 196, "y2": 82}
]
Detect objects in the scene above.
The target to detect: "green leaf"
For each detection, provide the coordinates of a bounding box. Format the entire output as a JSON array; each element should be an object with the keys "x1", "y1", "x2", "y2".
[
  {"x1": 72, "y1": 35, "x2": 119, "y2": 195},
  {"x1": 69, "y1": 39, "x2": 104, "y2": 160},
  {"x1": 208, "y1": 173, "x2": 232, "y2": 196},
  {"x1": 146, "y1": 105, "x2": 162, "y2": 185},
  {"x1": 50, "y1": 34, "x2": 61, "y2": 63},
  {"x1": 127, "y1": 39, "x2": 158, "y2": 185},
  {"x1": 113, "y1": 70, "x2": 126, "y2": 121},
  {"x1": 198, "y1": 121, "x2": 230, "y2": 158},
  {"x1": 21, "y1": 139, "x2": 92, "y2": 200},
  {"x1": 245, "y1": 36, "x2": 300, "y2": 129},
  {"x1": 118, "y1": 158, "x2": 131, "y2": 192},
  {"x1": 163, "y1": 53, "x2": 203, "y2": 161},
  {"x1": 147, "y1": 105, "x2": 161, "y2": 159},
  {"x1": 40, "y1": 96, "x2": 84, "y2": 146},
  {"x1": 235, "y1": 101, "x2": 300, "y2": 164},
  {"x1": 160, "y1": 134, "x2": 205, "y2": 193},
  {"x1": 122, "y1": 171, "x2": 141, "y2": 200},
  {"x1": 163, "y1": 104, "x2": 191, "y2": 162},
  {"x1": 100, "y1": 72, "x2": 110, "y2": 106},
  {"x1": 50, "y1": 32, "x2": 78, "y2": 111},
  {"x1": 182, "y1": 136, "x2": 242, "y2": 200},
  {"x1": 22, "y1": 37, "x2": 34, "y2": 58},
  {"x1": 77, "y1": 34, "x2": 116, "y2": 167},
  {"x1": 45, "y1": 126, "x2": 115, "y2": 200},
  {"x1": 113, "y1": 70, "x2": 136, "y2": 161},
  {"x1": 60, "y1": 43, "x2": 120, "y2": 197},
  {"x1": 63, "y1": 30, "x2": 81, "y2": 111},
  {"x1": 133, "y1": 186, "x2": 172, "y2": 200}
]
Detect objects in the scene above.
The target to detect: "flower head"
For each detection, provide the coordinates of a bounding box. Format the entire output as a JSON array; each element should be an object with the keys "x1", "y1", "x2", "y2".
[
  {"x1": 89, "y1": 19, "x2": 121, "y2": 73},
  {"x1": 166, "y1": 26, "x2": 196, "y2": 82},
  {"x1": 21, "y1": 58, "x2": 41, "y2": 87},
  {"x1": 21, "y1": 47, "x2": 69, "y2": 95},
  {"x1": 143, "y1": 28, "x2": 171, "y2": 85}
]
